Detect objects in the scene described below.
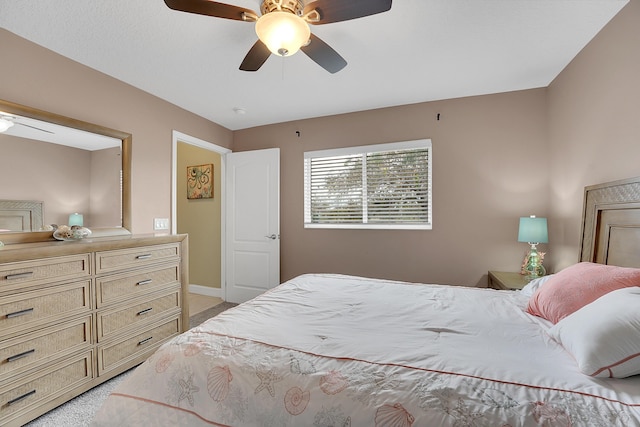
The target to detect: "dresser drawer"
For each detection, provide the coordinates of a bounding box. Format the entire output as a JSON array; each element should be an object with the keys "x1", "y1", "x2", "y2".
[
  {"x1": 95, "y1": 265, "x2": 180, "y2": 307},
  {"x1": 97, "y1": 317, "x2": 180, "y2": 375},
  {"x1": 0, "y1": 316, "x2": 92, "y2": 382},
  {"x1": 0, "y1": 281, "x2": 92, "y2": 338},
  {"x1": 96, "y1": 288, "x2": 181, "y2": 341},
  {"x1": 0, "y1": 254, "x2": 91, "y2": 294},
  {"x1": 0, "y1": 351, "x2": 93, "y2": 426},
  {"x1": 95, "y1": 243, "x2": 180, "y2": 274}
]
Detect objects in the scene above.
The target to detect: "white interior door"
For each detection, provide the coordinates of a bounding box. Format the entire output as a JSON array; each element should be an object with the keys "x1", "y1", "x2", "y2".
[{"x1": 225, "y1": 148, "x2": 280, "y2": 303}]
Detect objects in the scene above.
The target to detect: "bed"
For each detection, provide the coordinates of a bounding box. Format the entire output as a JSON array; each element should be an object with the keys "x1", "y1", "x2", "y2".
[
  {"x1": 92, "y1": 177, "x2": 640, "y2": 426},
  {"x1": 0, "y1": 200, "x2": 43, "y2": 232}
]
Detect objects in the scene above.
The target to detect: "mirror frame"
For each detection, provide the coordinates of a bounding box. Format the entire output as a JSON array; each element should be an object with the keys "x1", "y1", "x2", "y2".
[{"x1": 0, "y1": 99, "x2": 131, "y2": 244}]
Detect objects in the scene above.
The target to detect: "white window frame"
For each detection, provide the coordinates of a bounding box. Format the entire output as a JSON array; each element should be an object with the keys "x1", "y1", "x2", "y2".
[{"x1": 304, "y1": 139, "x2": 432, "y2": 230}]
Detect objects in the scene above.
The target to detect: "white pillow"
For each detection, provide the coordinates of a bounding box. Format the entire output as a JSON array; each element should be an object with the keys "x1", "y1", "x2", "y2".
[
  {"x1": 520, "y1": 274, "x2": 554, "y2": 299},
  {"x1": 548, "y1": 286, "x2": 640, "y2": 378}
]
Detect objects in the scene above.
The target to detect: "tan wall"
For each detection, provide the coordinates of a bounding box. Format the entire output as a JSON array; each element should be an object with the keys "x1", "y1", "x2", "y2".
[
  {"x1": 0, "y1": 135, "x2": 120, "y2": 228},
  {"x1": 0, "y1": 135, "x2": 91, "y2": 227},
  {"x1": 547, "y1": 0, "x2": 640, "y2": 272},
  {"x1": 90, "y1": 147, "x2": 122, "y2": 228},
  {"x1": 234, "y1": 89, "x2": 549, "y2": 286},
  {"x1": 0, "y1": 29, "x2": 233, "y2": 234},
  {"x1": 177, "y1": 143, "x2": 222, "y2": 289}
]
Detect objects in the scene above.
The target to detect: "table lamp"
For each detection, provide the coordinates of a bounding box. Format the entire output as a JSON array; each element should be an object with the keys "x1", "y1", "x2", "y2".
[
  {"x1": 518, "y1": 215, "x2": 548, "y2": 280},
  {"x1": 68, "y1": 213, "x2": 84, "y2": 227}
]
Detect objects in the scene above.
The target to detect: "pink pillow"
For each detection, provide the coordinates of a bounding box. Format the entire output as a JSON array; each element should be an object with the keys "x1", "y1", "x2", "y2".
[{"x1": 527, "y1": 262, "x2": 640, "y2": 323}]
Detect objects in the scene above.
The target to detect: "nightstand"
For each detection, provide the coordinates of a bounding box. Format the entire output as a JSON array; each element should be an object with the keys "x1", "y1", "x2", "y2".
[{"x1": 487, "y1": 271, "x2": 530, "y2": 290}]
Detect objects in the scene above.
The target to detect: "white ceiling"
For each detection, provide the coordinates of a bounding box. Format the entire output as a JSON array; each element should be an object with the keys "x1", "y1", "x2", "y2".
[{"x1": 0, "y1": 0, "x2": 628, "y2": 131}]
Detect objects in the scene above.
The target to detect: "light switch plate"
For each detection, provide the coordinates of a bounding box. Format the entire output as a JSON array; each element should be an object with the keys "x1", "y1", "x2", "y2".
[{"x1": 154, "y1": 218, "x2": 169, "y2": 230}]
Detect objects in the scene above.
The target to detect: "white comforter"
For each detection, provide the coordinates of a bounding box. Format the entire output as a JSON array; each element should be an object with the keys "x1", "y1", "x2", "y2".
[{"x1": 92, "y1": 274, "x2": 640, "y2": 426}]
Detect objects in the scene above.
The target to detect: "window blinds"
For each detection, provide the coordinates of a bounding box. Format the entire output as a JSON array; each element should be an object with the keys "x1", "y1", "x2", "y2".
[{"x1": 304, "y1": 140, "x2": 432, "y2": 229}]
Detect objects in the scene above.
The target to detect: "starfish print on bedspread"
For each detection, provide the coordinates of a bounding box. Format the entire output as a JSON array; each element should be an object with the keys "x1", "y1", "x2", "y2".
[
  {"x1": 221, "y1": 338, "x2": 246, "y2": 357},
  {"x1": 445, "y1": 398, "x2": 484, "y2": 426},
  {"x1": 254, "y1": 369, "x2": 283, "y2": 397},
  {"x1": 178, "y1": 374, "x2": 200, "y2": 406}
]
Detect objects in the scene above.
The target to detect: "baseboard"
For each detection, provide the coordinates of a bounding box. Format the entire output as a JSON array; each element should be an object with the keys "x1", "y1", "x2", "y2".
[{"x1": 189, "y1": 284, "x2": 222, "y2": 298}]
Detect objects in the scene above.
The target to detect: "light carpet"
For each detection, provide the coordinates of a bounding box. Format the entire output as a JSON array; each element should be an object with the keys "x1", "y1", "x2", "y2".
[{"x1": 23, "y1": 301, "x2": 237, "y2": 427}]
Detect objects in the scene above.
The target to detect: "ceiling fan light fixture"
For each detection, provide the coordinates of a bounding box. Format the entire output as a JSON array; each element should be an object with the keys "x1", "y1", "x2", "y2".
[
  {"x1": 255, "y1": 11, "x2": 310, "y2": 57},
  {"x1": 0, "y1": 117, "x2": 15, "y2": 133}
]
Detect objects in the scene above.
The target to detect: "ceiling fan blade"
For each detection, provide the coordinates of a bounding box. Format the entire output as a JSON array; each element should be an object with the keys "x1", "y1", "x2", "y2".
[
  {"x1": 17, "y1": 122, "x2": 54, "y2": 134},
  {"x1": 164, "y1": 0, "x2": 257, "y2": 21},
  {"x1": 300, "y1": 33, "x2": 347, "y2": 74},
  {"x1": 304, "y1": 0, "x2": 392, "y2": 25},
  {"x1": 239, "y1": 40, "x2": 271, "y2": 72}
]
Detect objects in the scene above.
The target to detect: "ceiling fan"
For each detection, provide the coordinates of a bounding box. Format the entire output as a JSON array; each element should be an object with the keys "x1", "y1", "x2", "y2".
[
  {"x1": 164, "y1": 0, "x2": 393, "y2": 73},
  {"x1": 0, "y1": 115, "x2": 53, "y2": 134}
]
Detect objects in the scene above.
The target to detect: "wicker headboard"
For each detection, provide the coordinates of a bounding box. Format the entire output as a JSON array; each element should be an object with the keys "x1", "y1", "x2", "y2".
[
  {"x1": 580, "y1": 176, "x2": 640, "y2": 268},
  {"x1": 0, "y1": 200, "x2": 44, "y2": 232}
]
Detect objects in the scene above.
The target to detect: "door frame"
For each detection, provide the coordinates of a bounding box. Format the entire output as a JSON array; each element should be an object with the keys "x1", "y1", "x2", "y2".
[{"x1": 171, "y1": 130, "x2": 231, "y2": 299}]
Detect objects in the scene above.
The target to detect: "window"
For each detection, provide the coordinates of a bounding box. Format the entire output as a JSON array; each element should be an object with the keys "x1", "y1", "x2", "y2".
[{"x1": 304, "y1": 139, "x2": 432, "y2": 229}]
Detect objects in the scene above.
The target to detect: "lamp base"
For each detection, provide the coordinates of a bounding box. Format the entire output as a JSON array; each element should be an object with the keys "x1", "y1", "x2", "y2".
[
  {"x1": 524, "y1": 264, "x2": 546, "y2": 281},
  {"x1": 522, "y1": 245, "x2": 546, "y2": 281}
]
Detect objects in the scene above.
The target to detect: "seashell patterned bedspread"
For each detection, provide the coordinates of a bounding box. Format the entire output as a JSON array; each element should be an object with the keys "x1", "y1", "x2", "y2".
[{"x1": 92, "y1": 274, "x2": 640, "y2": 426}]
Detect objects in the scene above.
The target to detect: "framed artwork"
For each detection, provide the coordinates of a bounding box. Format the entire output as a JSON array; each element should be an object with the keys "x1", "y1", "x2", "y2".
[{"x1": 187, "y1": 164, "x2": 213, "y2": 199}]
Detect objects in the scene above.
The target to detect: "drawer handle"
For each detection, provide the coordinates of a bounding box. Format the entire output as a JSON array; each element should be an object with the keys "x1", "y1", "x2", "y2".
[
  {"x1": 136, "y1": 279, "x2": 153, "y2": 286},
  {"x1": 7, "y1": 349, "x2": 36, "y2": 363},
  {"x1": 7, "y1": 389, "x2": 36, "y2": 406},
  {"x1": 138, "y1": 336, "x2": 153, "y2": 346},
  {"x1": 137, "y1": 307, "x2": 153, "y2": 316},
  {"x1": 6, "y1": 308, "x2": 34, "y2": 319},
  {"x1": 5, "y1": 272, "x2": 34, "y2": 280},
  {"x1": 136, "y1": 254, "x2": 153, "y2": 260}
]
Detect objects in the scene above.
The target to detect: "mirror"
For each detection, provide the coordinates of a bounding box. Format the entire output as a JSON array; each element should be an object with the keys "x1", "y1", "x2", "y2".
[{"x1": 0, "y1": 99, "x2": 131, "y2": 244}]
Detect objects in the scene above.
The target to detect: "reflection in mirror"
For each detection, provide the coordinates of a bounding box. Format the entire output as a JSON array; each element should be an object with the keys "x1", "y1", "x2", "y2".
[
  {"x1": 0, "y1": 200, "x2": 43, "y2": 232},
  {"x1": 0, "y1": 99, "x2": 131, "y2": 244}
]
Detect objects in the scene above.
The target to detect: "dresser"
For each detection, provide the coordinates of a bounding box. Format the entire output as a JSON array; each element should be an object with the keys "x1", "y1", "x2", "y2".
[{"x1": 0, "y1": 234, "x2": 189, "y2": 427}]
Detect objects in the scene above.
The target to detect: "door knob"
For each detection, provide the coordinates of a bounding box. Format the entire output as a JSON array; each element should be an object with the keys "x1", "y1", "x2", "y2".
[{"x1": 265, "y1": 234, "x2": 278, "y2": 240}]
